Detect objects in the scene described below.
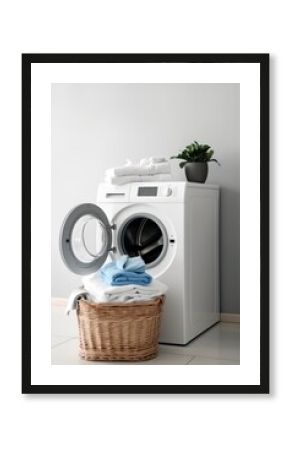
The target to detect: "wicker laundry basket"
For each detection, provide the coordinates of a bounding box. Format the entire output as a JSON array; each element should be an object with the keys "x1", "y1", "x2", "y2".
[{"x1": 76, "y1": 296, "x2": 165, "y2": 361}]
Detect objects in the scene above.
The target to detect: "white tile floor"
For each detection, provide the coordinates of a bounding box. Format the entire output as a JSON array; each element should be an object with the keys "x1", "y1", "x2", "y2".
[{"x1": 51, "y1": 299, "x2": 240, "y2": 365}]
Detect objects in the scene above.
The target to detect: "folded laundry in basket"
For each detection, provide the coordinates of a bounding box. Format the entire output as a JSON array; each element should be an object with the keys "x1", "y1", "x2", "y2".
[
  {"x1": 83, "y1": 271, "x2": 168, "y2": 302},
  {"x1": 65, "y1": 287, "x2": 94, "y2": 315},
  {"x1": 100, "y1": 255, "x2": 152, "y2": 285},
  {"x1": 115, "y1": 255, "x2": 145, "y2": 273},
  {"x1": 65, "y1": 275, "x2": 168, "y2": 314}
]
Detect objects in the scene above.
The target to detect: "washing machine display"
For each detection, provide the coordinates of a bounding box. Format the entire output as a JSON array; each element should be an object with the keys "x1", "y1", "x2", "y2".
[{"x1": 137, "y1": 186, "x2": 158, "y2": 196}]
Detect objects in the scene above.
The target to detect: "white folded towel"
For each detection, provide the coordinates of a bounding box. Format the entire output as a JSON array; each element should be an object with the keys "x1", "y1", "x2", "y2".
[
  {"x1": 149, "y1": 157, "x2": 167, "y2": 164},
  {"x1": 104, "y1": 173, "x2": 172, "y2": 186},
  {"x1": 105, "y1": 158, "x2": 171, "y2": 178},
  {"x1": 83, "y1": 271, "x2": 168, "y2": 302},
  {"x1": 65, "y1": 274, "x2": 168, "y2": 314},
  {"x1": 148, "y1": 162, "x2": 170, "y2": 175}
]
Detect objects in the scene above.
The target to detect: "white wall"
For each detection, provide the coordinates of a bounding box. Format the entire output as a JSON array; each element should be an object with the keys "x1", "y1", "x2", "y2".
[{"x1": 51, "y1": 83, "x2": 240, "y2": 313}]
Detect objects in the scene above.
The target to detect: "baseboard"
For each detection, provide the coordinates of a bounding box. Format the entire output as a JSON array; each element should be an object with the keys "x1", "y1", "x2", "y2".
[{"x1": 221, "y1": 313, "x2": 240, "y2": 323}]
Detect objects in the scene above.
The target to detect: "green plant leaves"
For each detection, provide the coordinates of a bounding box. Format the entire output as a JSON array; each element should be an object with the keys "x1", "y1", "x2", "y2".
[
  {"x1": 170, "y1": 140, "x2": 220, "y2": 165},
  {"x1": 206, "y1": 149, "x2": 214, "y2": 161}
]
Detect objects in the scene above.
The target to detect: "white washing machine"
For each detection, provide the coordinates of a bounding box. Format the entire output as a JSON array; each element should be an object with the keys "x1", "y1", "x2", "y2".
[{"x1": 60, "y1": 181, "x2": 220, "y2": 345}]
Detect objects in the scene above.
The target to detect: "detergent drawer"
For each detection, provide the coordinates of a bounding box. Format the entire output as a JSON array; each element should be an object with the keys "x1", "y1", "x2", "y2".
[{"x1": 97, "y1": 183, "x2": 130, "y2": 202}]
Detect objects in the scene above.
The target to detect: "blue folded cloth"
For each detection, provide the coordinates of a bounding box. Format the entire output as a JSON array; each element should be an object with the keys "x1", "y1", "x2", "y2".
[{"x1": 100, "y1": 255, "x2": 152, "y2": 286}]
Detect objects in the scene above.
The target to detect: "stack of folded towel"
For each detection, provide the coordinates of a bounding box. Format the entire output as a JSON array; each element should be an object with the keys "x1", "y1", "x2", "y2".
[
  {"x1": 66, "y1": 255, "x2": 168, "y2": 314},
  {"x1": 104, "y1": 157, "x2": 172, "y2": 185},
  {"x1": 100, "y1": 255, "x2": 152, "y2": 285}
]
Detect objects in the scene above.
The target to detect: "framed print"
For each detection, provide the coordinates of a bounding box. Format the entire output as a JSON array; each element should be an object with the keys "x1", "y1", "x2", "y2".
[{"x1": 22, "y1": 53, "x2": 269, "y2": 394}]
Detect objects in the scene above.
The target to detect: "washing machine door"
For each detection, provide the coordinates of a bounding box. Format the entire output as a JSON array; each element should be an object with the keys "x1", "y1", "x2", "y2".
[{"x1": 59, "y1": 203, "x2": 113, "y2": 275}]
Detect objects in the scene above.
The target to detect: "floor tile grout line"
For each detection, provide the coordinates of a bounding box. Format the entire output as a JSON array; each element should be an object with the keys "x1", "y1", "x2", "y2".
[
  {"x1": 159, "y1": 347, "x2": 240, "y2": 359},
  {"x1": 186, "y1": 355, "x2": 196, "y2": 365},
  {"x1": 188, "y1": 356, "x2": 240, "y2": 364}
]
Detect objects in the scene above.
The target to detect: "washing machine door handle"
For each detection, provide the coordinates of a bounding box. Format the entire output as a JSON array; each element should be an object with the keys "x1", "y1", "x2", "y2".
[{"x1": 59, "y1": 203, "x2": 113, "y2": 275}]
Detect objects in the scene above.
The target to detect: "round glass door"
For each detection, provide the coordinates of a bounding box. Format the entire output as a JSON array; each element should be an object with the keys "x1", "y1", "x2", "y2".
[
  {"x1": 71, "y1": 215, "x2": 108, "y2": 263},
  {"x1": 59, "y1": 203, "x2": 112, "y2": 275}
]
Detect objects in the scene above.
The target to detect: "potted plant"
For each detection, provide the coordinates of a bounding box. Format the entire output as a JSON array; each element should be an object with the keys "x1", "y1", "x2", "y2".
[{"x1": 170, "y1": 140, "x2": 220, "y2": 183}]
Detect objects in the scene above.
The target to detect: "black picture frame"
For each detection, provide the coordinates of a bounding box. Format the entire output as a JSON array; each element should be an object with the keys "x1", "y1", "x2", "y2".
[{"x1": 22, "y1": 53, "x2": 269, "y2": 394}]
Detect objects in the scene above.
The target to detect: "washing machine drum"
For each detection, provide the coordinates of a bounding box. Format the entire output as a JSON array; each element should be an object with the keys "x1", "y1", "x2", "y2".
[
  {"x1": 120, "y1": 216, "x2": 166, "y2": 265},
  {"x1": 59, "y1": 203, "x2": 167, "y2": 275}
]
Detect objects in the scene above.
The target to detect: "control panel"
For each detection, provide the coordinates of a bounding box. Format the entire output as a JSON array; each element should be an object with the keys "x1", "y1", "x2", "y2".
[
  {"x1": 137, "y1": 185, "x2": 173, "y2": 198},
  {"x1": 97, "y1": 181, "x2": 190, "y2": 204}
]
